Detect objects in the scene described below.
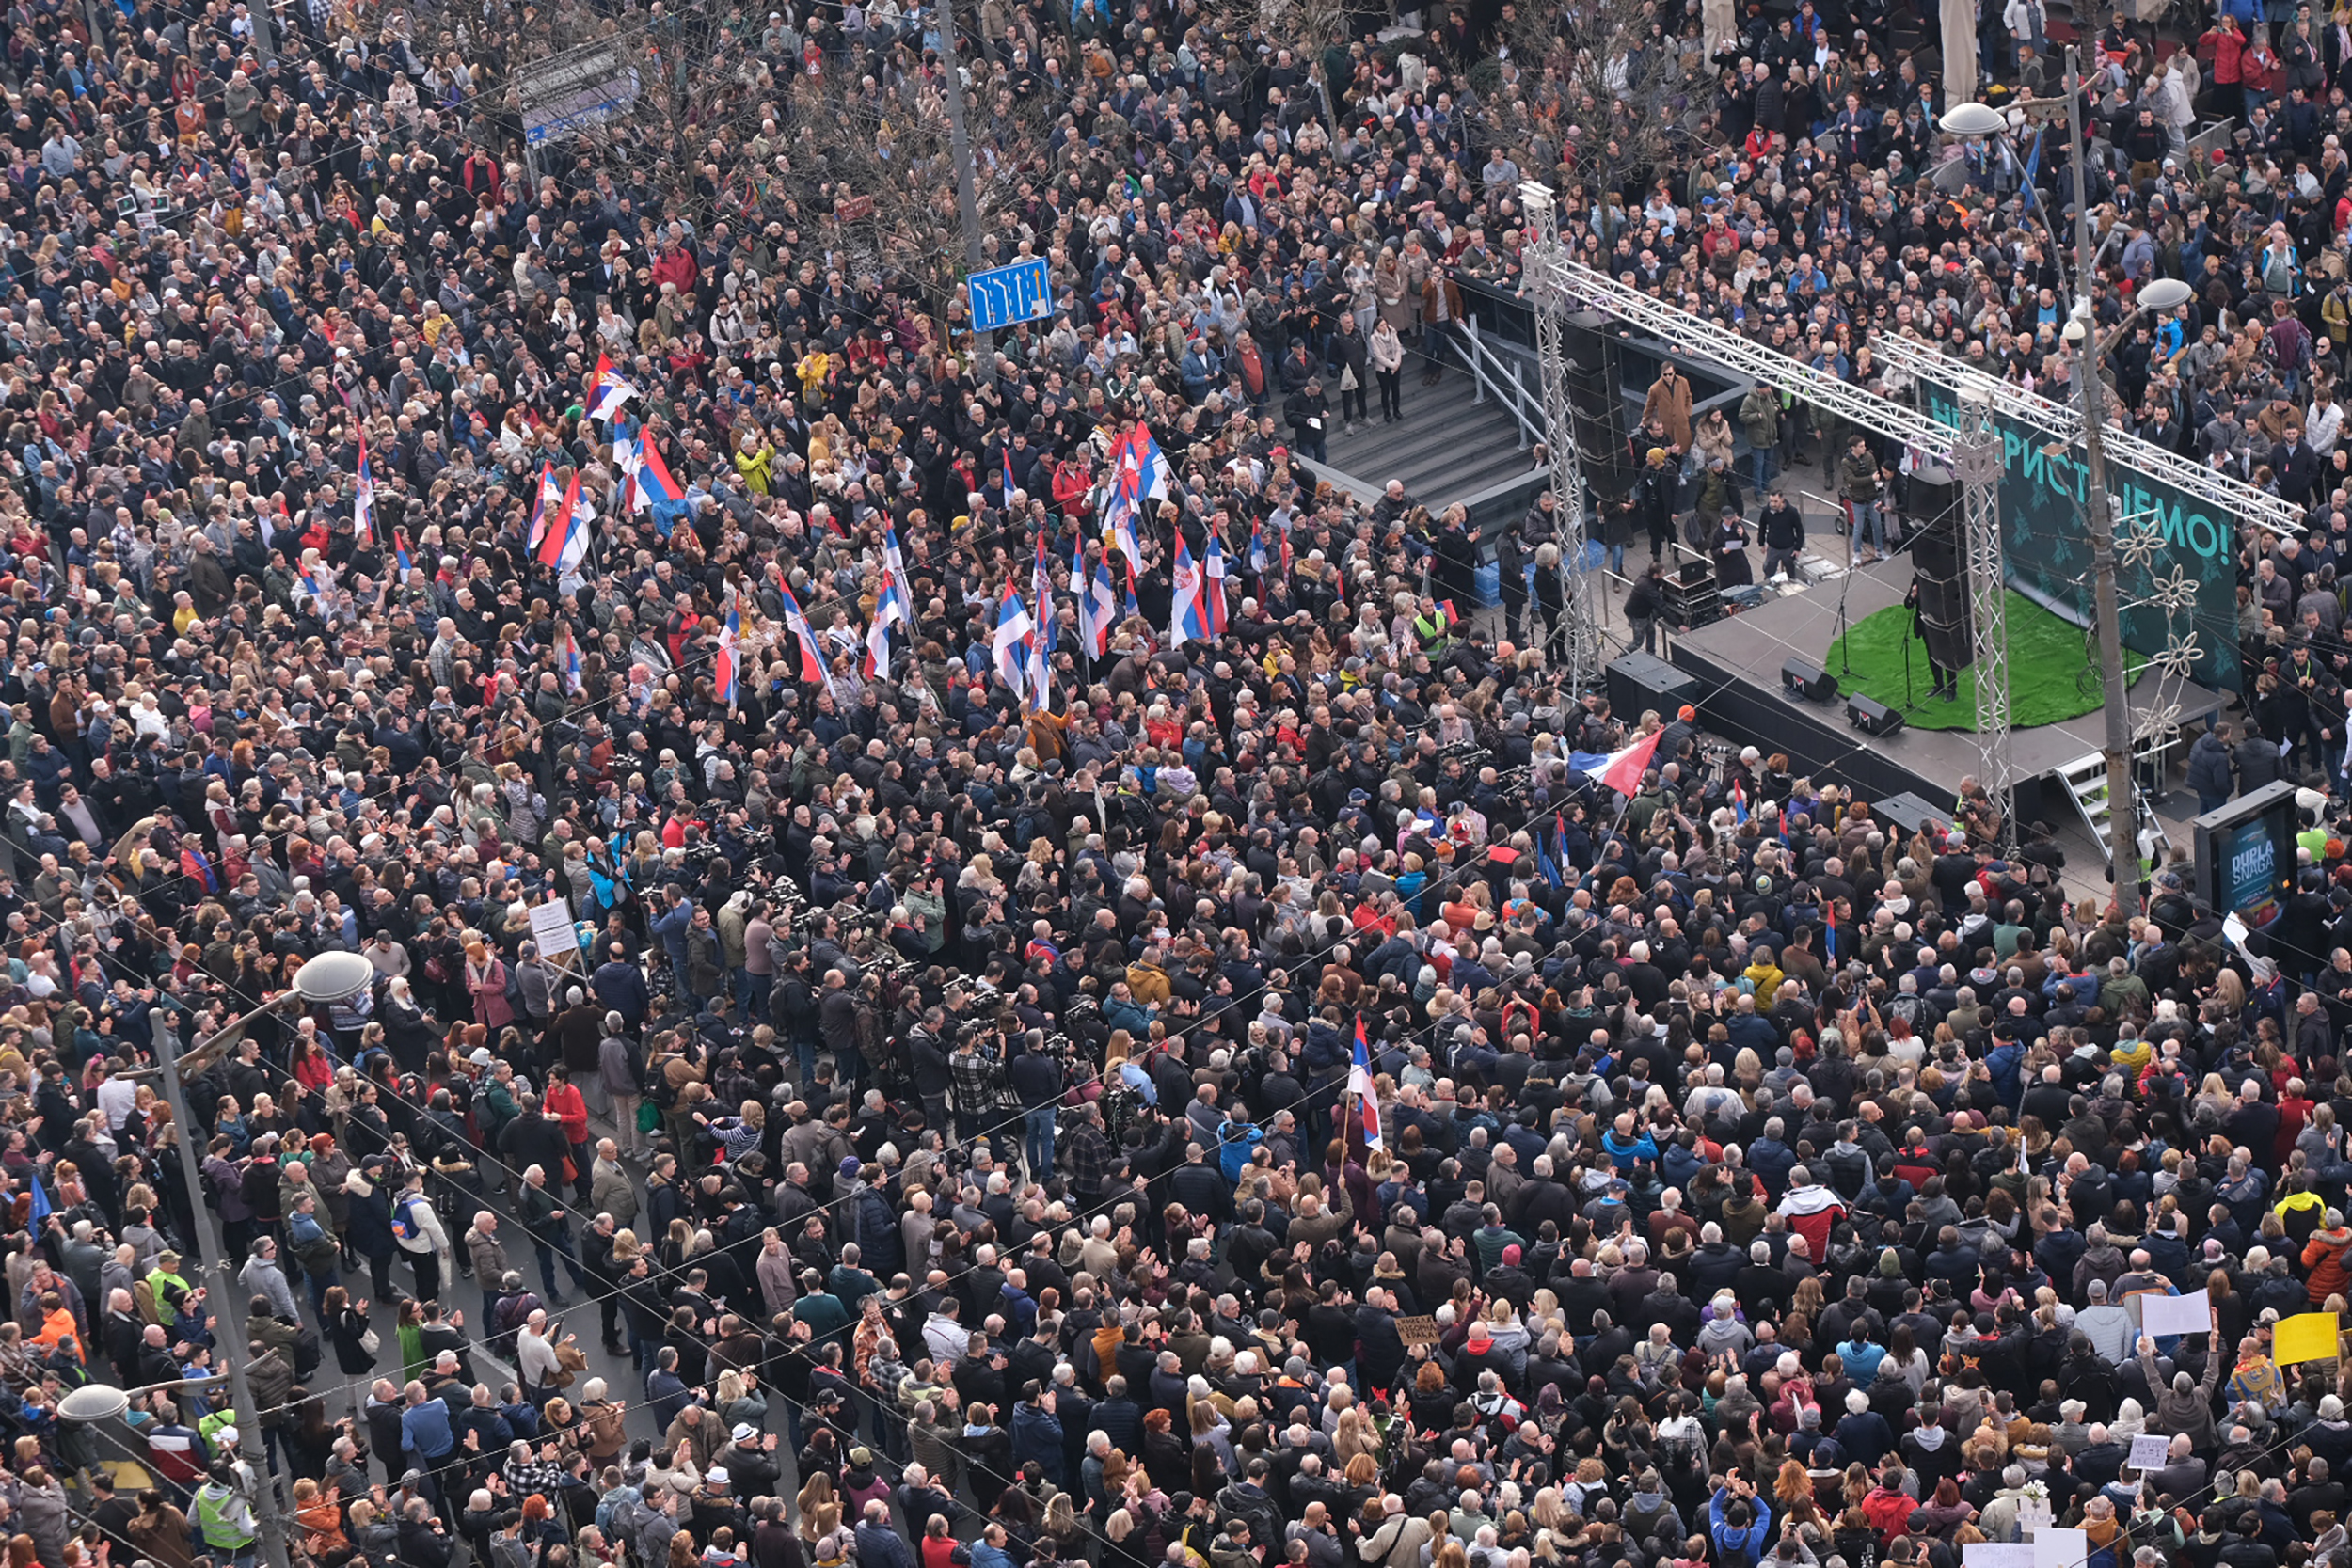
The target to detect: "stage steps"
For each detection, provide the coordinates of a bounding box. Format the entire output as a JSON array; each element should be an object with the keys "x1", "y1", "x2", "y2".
[
  {"x1": 2053, "y1": 751, "x2": 2174, "y2": 874},
  {"x1": 1316, "y1": 380, "x2": 1537, "y2": 511}
]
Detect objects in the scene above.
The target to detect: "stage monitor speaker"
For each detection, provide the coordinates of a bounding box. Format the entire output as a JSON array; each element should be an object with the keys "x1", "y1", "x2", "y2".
[
  {"x1": 1906, "y1": 471, "x2": 1977, "y2": 673},
  {"x1": 1848, "y1": 693, "x2": 1907, "y2": 737},
  {"x1": 1783, "y1": 657, "x2": 1838, "y2": 705}
]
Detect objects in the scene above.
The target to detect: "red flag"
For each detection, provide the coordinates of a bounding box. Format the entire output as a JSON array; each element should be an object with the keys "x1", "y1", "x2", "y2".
[{"x1": 1599, "y1": 730, "x2": 1664, "y2": 796}]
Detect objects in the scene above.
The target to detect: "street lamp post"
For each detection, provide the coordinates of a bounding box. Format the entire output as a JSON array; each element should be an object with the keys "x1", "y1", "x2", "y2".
[{"x1": 152, "y1": 951, "x2": 374, "y2": 1568}]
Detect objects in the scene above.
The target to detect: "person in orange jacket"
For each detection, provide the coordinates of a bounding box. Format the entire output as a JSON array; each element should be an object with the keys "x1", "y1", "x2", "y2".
[{"x1": 2303, "y1": 1215, "x2": 2352, "y2": 1303}]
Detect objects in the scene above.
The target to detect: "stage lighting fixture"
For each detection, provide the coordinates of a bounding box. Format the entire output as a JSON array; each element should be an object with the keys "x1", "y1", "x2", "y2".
[
  {"x1": 1782, "y1": 657, "x2": 1838, "y2": 705},
  {"x1": 1847, "y1": 694, "x2": 1906, "y2": 737}
]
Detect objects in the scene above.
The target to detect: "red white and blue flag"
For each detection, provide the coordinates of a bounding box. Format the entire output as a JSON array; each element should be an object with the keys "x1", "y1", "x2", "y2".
[
  {"x1": 1131, "y1": 423, "x2": 1172, "y2": 499},
  {"x1": 1203, "y1": 531, "x2": 1228, "y2": 636},
  {"x1": 1731, "y1": 779, "x2": 1750, "y2": 825},
  {"x1": 392, "y1": 528, "x2": 413, "y2": 578},
  {"x1": 881, "y1": 522, "x2": 915, "y2": 624},
  {"x1": 526, "y1": 462, "x2": 560, "y2": 554},
  {"x1": 866, "y1": 566, "x2": 905, "y2": 678},
  {"x1": 629, "y1": 436, "x2": 689, "y2": 538},
  {"x1": 585, "y1": 353, "x2": 637, "y2": 422},
  {"x1": 1348, "y1": 1018, "x2": 1384, "y2": 1149},
  {"x1": 1103, "y1": 436, "x2": 1145, "y2": 596},
  {"x1": 714, "y1": 601, "x2": 740, "y2": 708},
  {"x1": 352, "y1": 433, "x2": 376, "y2": 545},
  {"x1": 993, "y1": 584, "x2": 1033, "y2": 702},
  {"x1": 560, "y1": 626, "x2": 584, "y2": 694},
  {"x1": 1169, "y1": 536, "x2": 1205, "y2": 649},
  {"x1": 538, "y1": 469, "x2": 588, "y2": 573},
  {"x1": 773, "y1": 569, "x2": 830, "y2": 684},
  {"x1": 1080, "y1": 541, "x2": 1115, "y2": 657}
]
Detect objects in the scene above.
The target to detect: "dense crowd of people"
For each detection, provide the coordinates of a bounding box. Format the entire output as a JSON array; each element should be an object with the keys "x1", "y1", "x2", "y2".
[{"x1": 3, "y1": 10, "x2": 2352, "y2": 1568}]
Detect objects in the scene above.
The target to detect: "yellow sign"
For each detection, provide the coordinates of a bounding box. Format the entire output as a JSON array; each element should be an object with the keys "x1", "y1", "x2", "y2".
[{"x1": 2276, "y1": 1311, "x2": 2341, "y2": 1365}]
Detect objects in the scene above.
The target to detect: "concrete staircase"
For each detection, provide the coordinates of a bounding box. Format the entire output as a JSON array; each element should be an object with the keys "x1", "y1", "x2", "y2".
[{"x1": 1313, "y1": 377, "x2": 1538, "y2": 512}]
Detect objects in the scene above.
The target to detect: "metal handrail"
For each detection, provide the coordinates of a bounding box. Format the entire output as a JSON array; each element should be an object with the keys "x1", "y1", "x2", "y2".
[{"x1": 1452, "y1": 319, "x2": 1544, "y2": 448}]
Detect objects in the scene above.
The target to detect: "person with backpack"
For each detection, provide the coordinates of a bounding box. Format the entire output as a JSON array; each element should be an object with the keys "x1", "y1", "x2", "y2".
[{"x1": 389, "y1": 1168, "x2": 451, "y2": 1305}]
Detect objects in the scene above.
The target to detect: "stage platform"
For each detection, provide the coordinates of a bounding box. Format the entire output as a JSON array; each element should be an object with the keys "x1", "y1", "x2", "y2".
[{"x1": 1661, "y1": 559, "x2": 2224, "y2": 831}]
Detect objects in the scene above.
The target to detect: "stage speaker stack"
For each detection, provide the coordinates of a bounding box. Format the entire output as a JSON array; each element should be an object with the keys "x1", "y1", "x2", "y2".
[
  {"x1": 1908, "y1": 472, "x2": 1976, "y2": 674},
  {"x1": 1563, "y1": 310, "x2": 1634, "y2": 501},
  {"x1": 1607, "y1": 651, "x2": 1701, "y2": 719}
]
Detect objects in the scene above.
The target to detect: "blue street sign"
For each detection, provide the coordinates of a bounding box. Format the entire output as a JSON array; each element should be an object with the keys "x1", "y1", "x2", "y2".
[{"x1": 965, "y1": 258, "x2": 1054, "y2": 333}]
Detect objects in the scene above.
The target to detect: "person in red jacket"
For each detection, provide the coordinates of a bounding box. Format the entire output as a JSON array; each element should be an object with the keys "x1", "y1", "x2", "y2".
[
  {"x1": 544, "y1": 1063, "x2": 593, "y2": 1202},
  {"x1": 2199, "y1": 15, "x2": 2246, "y2": 119}
]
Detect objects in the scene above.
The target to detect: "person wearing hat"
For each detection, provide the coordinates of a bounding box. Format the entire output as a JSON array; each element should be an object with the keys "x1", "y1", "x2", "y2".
[
  {"x1": 1636, "y1": 445, "x2": 1679, "y2": 562},
  {"x1": 1284, "y1": 375, "x2": 1329, "y2": 464}
]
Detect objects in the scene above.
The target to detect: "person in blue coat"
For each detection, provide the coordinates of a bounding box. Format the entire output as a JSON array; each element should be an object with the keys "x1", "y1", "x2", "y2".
[
  {"x1": 1708, "y1": 1479, "x2": 1772, "y2": 1568},
  {"x1": 1009, "y1": 1385, "x2": 1065, "y2": 1487}
]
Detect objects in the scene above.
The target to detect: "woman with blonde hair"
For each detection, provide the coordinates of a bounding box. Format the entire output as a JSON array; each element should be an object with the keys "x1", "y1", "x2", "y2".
[
  {"x1": 796, "y1": 1471, "x2": 839, "y2": 1547},
  {"x1": 1334, "y1": 1402, "x2": 1381, "y2": 1470}
]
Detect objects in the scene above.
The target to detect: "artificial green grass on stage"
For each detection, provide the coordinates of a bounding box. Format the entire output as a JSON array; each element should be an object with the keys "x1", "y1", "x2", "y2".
[{"x1": 1820, "y1": 591, "x2": 2141, "y2": 731}]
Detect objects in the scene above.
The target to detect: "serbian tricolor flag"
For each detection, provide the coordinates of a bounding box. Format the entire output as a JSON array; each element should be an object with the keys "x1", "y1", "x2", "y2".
[
  {"x1": 538, "y1": 469, "x2": 585, "y2": 571},
  {"x1": 525, "y1": 462, "x2": 560, "y2": 555},
  {"x1": 1168, "y1": 536, "x2": 1205, "y2": 649},
  {"x1": 1348, "y1": 1018, "x2": 1384, "y2": 1150},
  {"x1": 1581, "y1": 730, "x2": 1663, "y2": 796},
  {"x1": 613, "y1": 430, "x2": 644, "y2": 510},
  {"x1": 865, "y1": 566, "x2": 905, "y2": 678},
  {"x1": 1103, "y1": 436, "x2": 1145, "y2": 595},
  {"x1": 1203, "y1": 531, "x2": 1228, "y2": 636},
  {"x1": 1248, "y1": 516, "x2": 1270, "y2": 577},
  {"x1": 352, "y1": 433, "x2": 376, "y2": 545},
  {"x1": 993, "y1": 584, "x2": 1034, "y2": 702},
  {"x1": 1131, "y1": 423, "x2": 1173, "y2": 499},
  {"x1": 392, "y1": 528, "x2": 413, "y2": 578},
  {"x1": 560, "y1": 626, "x2": 584, "y2": 694},
  {"x1": 635, "y1": 439, "x2": 688, "y2": 538},
  {"x1": 1080, "y1": 537, "x2": 1114, "y2": 657},
  {"x1": 881, "y1": 522, "x2": 915, "y2": 624},
  {"x1": 774, "y1": 569, "x2": 829, "y2": 683},
  {"x1": 714, "y1": 601, "x2": 741, "y2": 708},
  {"x1": 1731, "y1": 778, "x2": 1750, "y2": 825},
  {"x1": 1002, "y1": 448, "x2": 1018, "y2": 498},
  {"x1": 585, "y1": 353, "x2": 637, "y2": 422}
]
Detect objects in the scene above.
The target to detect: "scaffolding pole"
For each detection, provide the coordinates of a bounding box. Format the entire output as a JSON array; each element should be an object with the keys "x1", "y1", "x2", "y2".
[
  {"x1": 1518, "y1": 183, "x2": 1600, "y2": 693},
  {"x1": 1955, "y1": 388, "x2": 2011, "y2": 848}
]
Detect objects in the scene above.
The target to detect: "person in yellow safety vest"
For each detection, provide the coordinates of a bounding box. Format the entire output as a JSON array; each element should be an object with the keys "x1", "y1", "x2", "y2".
[
  {"x1": 1412, "y1": 595, "x2": 1456, "y2": 656},
  {"x1": 140, "y1": 1253, "x2": 195, "y2": 1324},
  {"x1": 195, "y1": 1461, "x2": 257, "y2": 1566}
]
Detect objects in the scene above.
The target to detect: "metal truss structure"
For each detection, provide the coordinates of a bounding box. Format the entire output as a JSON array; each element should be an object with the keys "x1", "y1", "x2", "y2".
[
  {"x1": 1868, "y1": 336, "x2": 2307, "y2": 540},
  {"x1": 1515, "y1": 228, "x2": 2016, "y2": 837},
  {"x1": 1954, "y1": 389, "x2": 2012, "y2": 847},
  {"x1": 1518, "y1": 186, "x2": 1603, "y2": 694}
]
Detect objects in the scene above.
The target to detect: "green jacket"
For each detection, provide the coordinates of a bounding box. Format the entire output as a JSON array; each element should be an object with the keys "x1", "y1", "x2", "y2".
[{"x1": 197, "y1": 1481, "x2": 255, "y2": 1549}]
